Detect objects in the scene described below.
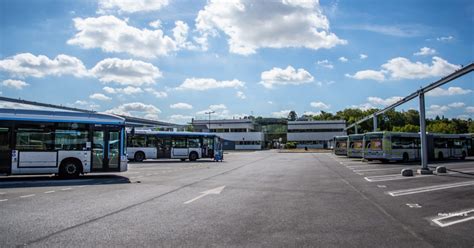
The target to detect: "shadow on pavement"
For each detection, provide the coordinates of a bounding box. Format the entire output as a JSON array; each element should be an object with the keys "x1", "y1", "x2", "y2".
[{"x1": 0, "y1": 174, "x2": 131, "y2": 189}]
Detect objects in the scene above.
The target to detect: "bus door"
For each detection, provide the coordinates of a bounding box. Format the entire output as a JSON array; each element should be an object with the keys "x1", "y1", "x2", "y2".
[
  {"x1": 0, "y1": 126, "x2": 11, "y2": 174},
  {"x1": 92, "y1": 127, "x2": 121, "y2": 172},
  {"x1": 157, "y1": 138, "x2": 171, "y2": 158}
]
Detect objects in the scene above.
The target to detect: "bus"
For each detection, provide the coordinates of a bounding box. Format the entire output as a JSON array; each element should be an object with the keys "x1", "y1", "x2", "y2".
[
  {"x1": 0, "y1": 108, "x2": 128, "y2": 177},
  {"x1": 347, "y1": 134, "x2": 364, "y2": 158},
  {"x1": 363, "y1": 132, "x2": 469, "y2": 162},
  {"x1": 429, "y1": 133, "x2": 469, "y2": 160},
  {"x1": 127, "y1": 130, "x2": 223, "y2": 162},
  {"x1": 333, "y1": 136, "x2": 348, "y2": 156}
]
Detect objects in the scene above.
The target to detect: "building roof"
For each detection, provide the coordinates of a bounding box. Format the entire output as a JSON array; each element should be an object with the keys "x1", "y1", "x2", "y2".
[
  {"x1": 0, "y1": 108, "x2": 125, "y2": 125},
  {"x1": 191, "y1": 119, "x2": 254, "y2": 124},
  {"x1": 288, "y1": 120, "x2": 346, "y2": 125}
]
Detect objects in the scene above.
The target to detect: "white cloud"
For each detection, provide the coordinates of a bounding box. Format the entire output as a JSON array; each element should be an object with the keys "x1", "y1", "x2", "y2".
[
  {"x1": 457, "y1": 115, "x2": 470, "y2": 120},
  {"x1": 349, "y1": 103, "x2": 375, "y2": 111},
  {"x1": 338, "y1": 56, "x2": 348, "y2": 62},
  {"x1": 195, "y1": 104, "x2": 244, "y2": 119},
  {"x1": 195, "y1": 0, "x2": 346, "y2": 55},
  {"x1": 106, "y1": 102, "x2": 161, "y2": 119},
  {"x1": 426, "y1": 87, "x2": 472, "y2": 97},
  {"x1": 90, "y1": 58, "x2": 162, "y2": 86},
  {"x1": 168, "y1": 114, "x2": 193, "y2": 124},
  {"x1": 89, "y1": 93, "x2": 112, "y2": 101},
  {"x1": 2, "y1": 79, "x2": 29, "y2": 89},
  {"x1": 145, "y1": 88, "x2": 168, "y2": 98},
  {"x1": 303, "y1": 111, "x2": 321, "y2": 116},
  {"x1": 209, "y1": 104, "x2": 227, "y2": 111},
  {"x1": 310, "y1": 101, "x2": 330, "y2": 110},
  {"x1": 448, "y1": 102, "x2": 465, "y2": 108},
  {"x1": 382, "y1": 56, "x2": 460, "y2": 80},
  {"x1": 68, "y1": 15, "x2": 190, "y2": 58},
  {"x1": 427, "y1": 104, "x2": 450, "y2": 116},
  {"x1": 267, "y1": 101, "x2": 273, "y2": 105},
  {"x1": 342, "y1": 24, "x2": 425, "y2": 37},
  {"x1": 466, "y1": 106, "x2": 474, "y2": 113},
  {"x1": 172, "y1": 20, "x2": 196, "y2": 49},
  {"x1": 345, "y1": 70, "x2": 385, "y2": 81},
  {"x1": 149, "y1": 19, "x2": 162, "y2": 29},
  {"x1": 437, "y1": 35, "x2": 454, "y2": 42},
  {"x1": 176, "y1": 78, "x2": 245, "y2": 91},
  {"x1": 103, "y1": 86, "x2": 143, "y2": 95},
  {"x1": 360, "y1": 54, "x2": 368, "y2": 59},
  {"x1": 236, "y1": 91, "x2": 246, "y2": 99},
  {"x1": 272, "y1": 109, "x2": 291, "y2": 118},
  {"x1": 414, "y1": 47, "x2": 436, "y2": 56},
  {"x1": 367, "y1": 96, "x2": 403, "y2": 106},
  {"x1": 97, "y1": 0, "x2": 169, "y2": 13},
  {"x1": 0, "y1": 53, "x2": 88, "y2": 78},
  {"x1": 317, "y1": 60, "x2": 334, "y2": 69},
  {"x1": 73, "y1": 100, "x2": 100, "y2": 110},
  {"x1": 347, "y1": 56, "x2": 460, "y2": 81},
  {"x1": 170, "y1": 102, "x2": 193, "y2": 110},
  {"x1": 260, "y1": 66, "x2": 314, "y2": 89}
]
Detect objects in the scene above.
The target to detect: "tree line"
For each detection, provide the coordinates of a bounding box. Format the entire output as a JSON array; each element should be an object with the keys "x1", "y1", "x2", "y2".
[{"x1": 287, "y1": 109, "x2": 474, "y2": 134}]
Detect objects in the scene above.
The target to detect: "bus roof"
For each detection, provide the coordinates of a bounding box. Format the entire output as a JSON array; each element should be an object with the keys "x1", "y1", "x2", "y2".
[
  {"x1": 334, "y1": 135, "x2": 348, "y2": 140},
  {"x1": 131, "y1": 130, "x2": 218, "y2": 137},
  {"x1": 0, "y1": 108, "x2": 125, "y2": 125}
]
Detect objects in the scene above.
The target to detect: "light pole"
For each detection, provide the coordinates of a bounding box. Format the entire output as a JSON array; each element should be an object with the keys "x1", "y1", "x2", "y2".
[{"x1": 205, "y1": 111, "x2": 215, "y2": 132}]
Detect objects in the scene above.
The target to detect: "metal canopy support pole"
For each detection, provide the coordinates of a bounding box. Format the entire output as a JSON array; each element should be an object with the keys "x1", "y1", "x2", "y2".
[
  {"x1": 354, "y1": 125, "x2": 358, "y2": 134},
  {"x1": 373, "y1": 115, "x2": 378, "y2": 132},
  {"x1": 418, "y1": 92, "x2": 430, "y2": 172}
]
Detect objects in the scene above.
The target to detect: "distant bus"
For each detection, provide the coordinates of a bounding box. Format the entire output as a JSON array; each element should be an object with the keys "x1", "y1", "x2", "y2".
[
  {"x1": 429, "y1": 133, "x2": 468, "y2": 160},
  {"x1": 127, "y1": 130, "x2": 223, "y2": 162},
  {"x1": 0, "y1": 108, "x2": 128, "y2": 177},
  {"x1": 333, "y1": 136, "x2": 348, "y2": 156},
  {"x1": 347, "y1": 134, "x2": 364, "y2": 158},
  {"x1": 363, "y1": 131, "x2": 469, "y2": 162}
]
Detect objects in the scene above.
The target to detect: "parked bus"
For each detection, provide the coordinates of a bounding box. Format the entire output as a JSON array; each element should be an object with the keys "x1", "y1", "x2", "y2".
[
  {"x1": 429, "y1": 133, "x2": 469, "y2": 160},
  {"x1": 127, "y1": 130, "x2": 222, "y2": 162},
  {"x1": 347, "y1": 134, "x2": 364, "y2": 158},
  {"x1": 0, "y1": 108, "x2": 128, "y2": 177},
  {"x1": 363, "y1": 131, "x2": 469, "y2": 162},
  {"x1": 333, "y1": 136, "x2": 348, "y2": 156}
]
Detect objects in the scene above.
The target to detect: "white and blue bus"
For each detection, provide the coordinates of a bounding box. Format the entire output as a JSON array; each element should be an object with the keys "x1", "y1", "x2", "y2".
[
  {"x1": 333, "y1": 136, "x2": 348, "y2": 156},
  {"x1": 0, "y1": 108, "x2": 128, "y2": 177},
  {"x1": 347, "y1": 134, "x2": 364, "y2": 158},
  {"x1": 127, "y1": 130, "x2": 223, "y2": 162}
]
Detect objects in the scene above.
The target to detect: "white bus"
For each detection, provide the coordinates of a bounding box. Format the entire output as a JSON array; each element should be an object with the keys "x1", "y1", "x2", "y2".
[
  {"x1": 333, "y1": 136, "x2": 348, "y2": 156},
  {"x1": 430, "y1": 133, "x2": 468, "y2": 160},
  {"x1": 363, "y1": 132, "x2": 469, "y2": 162},
  {"x1": 0, "y1": 108, "x2": 128, "y2": 178},
  {"x1": 363, "y1": 132, "x2": 420, "y2": 162},
  {"x1": 127, "y1": 130, "x2": 223, "y2": 162},
  {"x1": 347, "y1": 134, "x2": 364, "y2": 158}
]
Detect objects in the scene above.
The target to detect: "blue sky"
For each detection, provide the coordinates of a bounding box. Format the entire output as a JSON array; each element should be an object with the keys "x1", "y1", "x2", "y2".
[{"x1": 0, "y1": 0, "x2": 473, "y2": 123}]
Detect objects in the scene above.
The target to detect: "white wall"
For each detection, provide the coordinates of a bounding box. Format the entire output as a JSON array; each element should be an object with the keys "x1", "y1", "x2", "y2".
[
  {"x1": 215, "y1": 132, "x2": 264, "y2": 142},
  {"x1": 235, "y1": 145, "x2": 262, "y2": 150},
  {"x1": 288, "y1": 132, "x2": 345, "y2": 141}
]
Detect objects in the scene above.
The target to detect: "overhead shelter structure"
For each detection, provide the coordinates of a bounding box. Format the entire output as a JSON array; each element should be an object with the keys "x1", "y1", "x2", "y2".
[
  {"x1": 344, "y1": 62, "x2": 474, "y2": 173},
  {"x1": 0, "y1": 96, "x2": 178, "y2": 128}
]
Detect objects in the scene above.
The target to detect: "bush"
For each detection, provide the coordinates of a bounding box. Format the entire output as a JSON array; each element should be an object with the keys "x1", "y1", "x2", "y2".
[{"x1": 286, "y1": 142, "x2": 297, "y2": 149}]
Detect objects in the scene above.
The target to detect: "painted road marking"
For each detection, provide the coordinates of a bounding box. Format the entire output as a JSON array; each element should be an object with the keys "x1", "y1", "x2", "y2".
[
  {"x1": 364, "y1": 174, "x2": 425, "y2": 182},
  {"x1": 0, "y1": 192, "x2": 5, "y2": 195},
  {"x1": 184, "y1": 186, "x2": 226, "y2": 204},
  {"x1": 432, "y1": 209, "x2": 474, "y2": 227},
  {"x1": 387, "y1": 181, "x2": 474, "y2": 197},
  {"x1": 61, "y1": 188, "x2": 72, "y2": 191},
  {"x1": 406, "y1": 203, "x2": 422, "y2": 208},
  {"x1": 377, "y1": 185, "x2": 387, "y2": 188},
  {"x1": 353, "y1": 167, "x2": 411, "y2": 173},
  {"x1": 20, "y1": 194, "x2": 35, "y2": 198},
  {"x1": 0, "y1": 199, "x2": 7, "y2": 202},
  {"x1": 44, "y1": 191, "x2": 55, "y2": 194}
]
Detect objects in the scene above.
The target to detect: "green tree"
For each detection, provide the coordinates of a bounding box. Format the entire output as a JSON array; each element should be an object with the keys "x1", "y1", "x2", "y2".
[
  {"x1": 393, "y1": 124, "x2": 419, "y2": 132},
  {"x1": 287, "y1": 111, "x2": 297, "y2": 121}
]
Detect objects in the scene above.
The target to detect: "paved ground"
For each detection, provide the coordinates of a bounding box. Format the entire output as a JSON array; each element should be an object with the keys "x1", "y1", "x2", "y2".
[{"x1": 0, "y1": 151, "x2": 473, "y2": 247}]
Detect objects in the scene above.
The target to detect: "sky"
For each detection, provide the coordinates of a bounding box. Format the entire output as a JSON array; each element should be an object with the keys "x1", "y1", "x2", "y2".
[{"x1": 0, "y1": 0, "x2": 473, "y2": 124}]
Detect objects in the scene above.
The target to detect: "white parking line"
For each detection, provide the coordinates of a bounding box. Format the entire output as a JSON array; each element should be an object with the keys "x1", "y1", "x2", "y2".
[
  {"x1": 44, "y1": 191, "x2": 55, "y2": 194},
  {"x1": 364, "y1": 174, "x2": 426, "y2": 182},
  {"x1": 432, "y1": 209, "x2": 474, "y2": 227},
  {"x1": 20, "y1": 194, "x2": 35, "y2": 198},
  {"x1": 0, "y1": 199, "x2": 7, "y2": 202},
  {"x1": 0, "y1": 192, "x2": 5, "y2": 195},
  {"x1": 387, "y1": 181, "x2": 474, "y2": 197},
  {"x1": 353, "y1": 167, "x2": 411, "y2": 173},
  {"x1": 61, "y1": 188, "x2": 72, "y2": 191}
]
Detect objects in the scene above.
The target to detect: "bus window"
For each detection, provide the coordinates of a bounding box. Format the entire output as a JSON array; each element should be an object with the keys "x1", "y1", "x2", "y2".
[
  {"x1": 187, "y1": 138, "x2": 201, "y2": 148},
  {"x1": 131, "y1": 135, "x2": 146, "y2": 147},
  {"x1": 55, "y1": 130, "x2": 89, "y2": 150},
  {"x1": 146, "y1": 135, "x2": 157, "y2": 148},
  {"x1": 172, "y1": 138, "x2": 186, "y2": 148},
  {"x1": 16, "y1": 125, "x2": 54, "y2": 151}
]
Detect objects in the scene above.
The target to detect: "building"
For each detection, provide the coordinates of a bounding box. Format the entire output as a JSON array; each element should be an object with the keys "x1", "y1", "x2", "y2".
[
  {"x1": 191, "y1": 119, "x2": 264, "y2": 150},
  {"x1": 287, "y1": 120, "x2": 346, "y2": 148}
]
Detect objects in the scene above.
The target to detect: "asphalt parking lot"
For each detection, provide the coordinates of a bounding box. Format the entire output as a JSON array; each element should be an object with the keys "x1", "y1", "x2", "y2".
[{"x1": 0, "y1": 151, "x2": 473, "y2": 247}]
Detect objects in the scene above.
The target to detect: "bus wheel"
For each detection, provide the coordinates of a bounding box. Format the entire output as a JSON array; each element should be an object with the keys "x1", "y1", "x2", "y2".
[
  {"x1": 59, "y1": 159, "x2": 82, "y2": 178},
  {"x1": 134, "y1": 152, "x2": 145, "y2": 162},
  {"x1": 438, "y1": 152, "x2": 444, "y2": 160},
  {"x1": 189, "y1": 152, "x2": 198, "y2": 161},
  {"x1": 402, "y1": 153, "x2": 409, "y2": 163},
  {"x1": 461, "y1": 151, "x2": 466, "y2": 160}
]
